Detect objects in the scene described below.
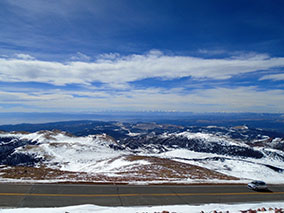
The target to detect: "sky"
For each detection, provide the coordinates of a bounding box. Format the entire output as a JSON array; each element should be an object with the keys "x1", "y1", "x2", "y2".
[{"x1": 0, "y1": 0, "x2": 284, "y2": 113}]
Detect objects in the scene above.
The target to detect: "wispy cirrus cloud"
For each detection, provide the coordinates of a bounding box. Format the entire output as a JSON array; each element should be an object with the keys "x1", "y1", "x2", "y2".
[
  {"x1": 260, "y1": 73, "x2": 284, "y2": 81},
  {"x1": 70, "y1": 52, "x2": 91, "y2": 61},
  {"x1": 1, "y1": 51, "x2": 284, "y2": 87},
  {"x1": 0, "y1": 86, "x2": 284, "y2": 113}
]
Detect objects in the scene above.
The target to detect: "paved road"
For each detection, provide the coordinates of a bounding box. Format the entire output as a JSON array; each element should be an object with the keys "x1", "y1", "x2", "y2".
[{"x1": 0, "y1": 183, "x2": 284, "y2": 207}]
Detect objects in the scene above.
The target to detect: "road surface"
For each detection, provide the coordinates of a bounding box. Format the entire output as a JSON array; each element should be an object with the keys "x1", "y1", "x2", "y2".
[{"x1": 0, "y1": 183, "x2": 284, "y2": 207}]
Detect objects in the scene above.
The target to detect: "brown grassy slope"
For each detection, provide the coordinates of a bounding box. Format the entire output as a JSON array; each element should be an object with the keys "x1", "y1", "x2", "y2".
[
  {"x1": 0, "y1": 155, "x2": 239, "y2": 183},
  {"x1": 118, "y1": 155, "x2": 239, "y2": 181}
]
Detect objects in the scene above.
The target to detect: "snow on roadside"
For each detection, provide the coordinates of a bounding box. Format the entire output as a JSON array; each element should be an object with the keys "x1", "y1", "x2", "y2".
[{"x1": 1, "y1": 202, "x2": 284, "y2": 213}]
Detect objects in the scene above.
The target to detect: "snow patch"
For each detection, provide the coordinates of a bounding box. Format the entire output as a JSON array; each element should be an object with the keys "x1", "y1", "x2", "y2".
[{"x1": 1, "y1": 202, "x2": 284, "y2": 213}]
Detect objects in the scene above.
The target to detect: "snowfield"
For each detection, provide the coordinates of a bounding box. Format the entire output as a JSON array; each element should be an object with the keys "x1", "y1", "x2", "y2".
[
  {"x1": 12, "y1": 132, "x2": 131, "y2": 172},
  {"x1": 157, "y1": 148, "x2": 284, "y2": 183}
]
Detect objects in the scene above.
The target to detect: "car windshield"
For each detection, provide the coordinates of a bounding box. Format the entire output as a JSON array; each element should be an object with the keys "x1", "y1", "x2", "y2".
[{"x1": 252, "y1": 181, "x2": 265, "y2": 185}]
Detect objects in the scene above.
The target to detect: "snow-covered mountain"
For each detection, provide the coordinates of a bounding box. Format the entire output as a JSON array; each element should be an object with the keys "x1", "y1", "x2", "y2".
[{"x1": 0, "y1": 123, "x2": 284, "y2": 184}]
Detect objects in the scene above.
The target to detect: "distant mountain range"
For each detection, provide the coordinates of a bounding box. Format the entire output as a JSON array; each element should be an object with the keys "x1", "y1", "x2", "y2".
[{"x1": 0, "y1": 112, "x2": 284, "y2": 133}]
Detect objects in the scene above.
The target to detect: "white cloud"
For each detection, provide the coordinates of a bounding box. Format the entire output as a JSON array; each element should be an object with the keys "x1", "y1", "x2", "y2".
[
  {"x1": 98, "y1": 53, "x2": 120, "y2": 60},
  {"x1": 230, "y1": 52, "x2": 270, "y2": 60},
  {"x1": 0, "y1": 51, "x2": 284, "y2": 113},
  {"x1": 1, "y1": 87, "x2": 283, "y2": 113},
  {"x1": 1, "y1": 51, "x2": 284, "y2": 86},
  {"x1": 70, "y1": 52, "x2": 91, "y2": 61},
  {"x1": 260, "y1": 73, "x2": 284, "y2": 81},
  {"x1": 14, "y1": 53, "x2": 35, "y2": 60}
]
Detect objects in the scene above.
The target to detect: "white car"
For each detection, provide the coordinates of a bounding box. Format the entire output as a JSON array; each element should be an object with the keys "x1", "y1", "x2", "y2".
[{"x1": 247, "y1": 181, "x2": 267, "y2": 191}]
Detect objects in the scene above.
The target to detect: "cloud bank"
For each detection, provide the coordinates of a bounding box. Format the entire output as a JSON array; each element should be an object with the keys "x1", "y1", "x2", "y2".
[
  {"x1": 1, "y1": 51, "x2": 284, "y2": 87},
  {"x1": 0, "y1": 51, "x2": 284, "y2": 113},
  {"x1": 1, "y1": 86, "x2": 284, "y2": 113}
]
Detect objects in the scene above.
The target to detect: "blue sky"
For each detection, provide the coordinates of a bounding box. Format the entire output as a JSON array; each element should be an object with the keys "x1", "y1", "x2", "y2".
[{"x1": 0, "y1": 0, "x2": 284, "y2": 113}]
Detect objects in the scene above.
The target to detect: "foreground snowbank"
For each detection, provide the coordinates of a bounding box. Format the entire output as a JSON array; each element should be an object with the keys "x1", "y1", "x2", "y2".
[{"x1": 1, "y1": 202, "x2": 284, "y2": 213}]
